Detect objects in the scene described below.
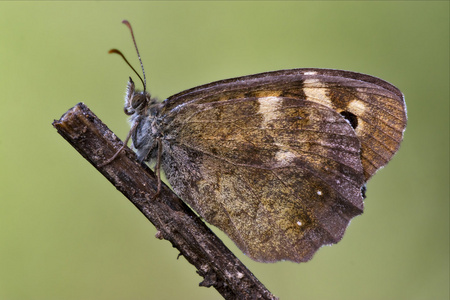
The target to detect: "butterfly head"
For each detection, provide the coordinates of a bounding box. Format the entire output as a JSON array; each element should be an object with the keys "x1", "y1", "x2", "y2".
[{"x1": 123, "y1": 76, "x2": 153, "y2": 116}]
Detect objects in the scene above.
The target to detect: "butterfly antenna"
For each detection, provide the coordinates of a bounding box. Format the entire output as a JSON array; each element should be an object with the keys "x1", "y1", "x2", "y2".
[
  {"x1": 108, "y1": 49, "x2": 145, "y2": 89},
  {"x1": 122, "y1": 20, "x2": 147, "y2": 94}
]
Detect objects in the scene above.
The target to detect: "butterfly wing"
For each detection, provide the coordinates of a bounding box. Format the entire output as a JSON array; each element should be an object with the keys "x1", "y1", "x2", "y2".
[
  {"x1": 156, "y1": 69, "x2": 406, "y2": 262},
  {"x1": 160, "y1": 95, "x2": 365, "y2": 262},
  {"x1": 162, "y1": 68, "x2": 407, "y2": 181}
]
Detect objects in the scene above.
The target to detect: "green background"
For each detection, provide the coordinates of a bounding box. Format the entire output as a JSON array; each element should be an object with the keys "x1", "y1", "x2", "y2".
[{"x1": 1, "y1": 2, "x2": 448, "y2": 300}]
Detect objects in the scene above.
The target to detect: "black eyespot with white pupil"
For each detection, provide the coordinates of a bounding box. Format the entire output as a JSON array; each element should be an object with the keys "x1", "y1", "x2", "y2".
[{"x1": 340, "y1": 111, "x2": 358, "y2": 129}]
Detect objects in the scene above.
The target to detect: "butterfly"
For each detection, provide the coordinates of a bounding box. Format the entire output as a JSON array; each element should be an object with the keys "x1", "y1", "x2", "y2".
[{"x1": 110, "y1": 20, "x2": 407, "y2": 263}]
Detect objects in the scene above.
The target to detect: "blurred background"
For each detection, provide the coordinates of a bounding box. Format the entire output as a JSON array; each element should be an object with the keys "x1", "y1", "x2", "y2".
[{"x1": 0, "y1": 2, "x2": 448, "y2": 300}]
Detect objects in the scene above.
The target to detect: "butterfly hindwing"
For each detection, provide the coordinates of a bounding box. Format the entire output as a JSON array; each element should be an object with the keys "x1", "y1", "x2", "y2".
[{"x1": 160, "y1": 93, "x2": 365, "y2": 262}]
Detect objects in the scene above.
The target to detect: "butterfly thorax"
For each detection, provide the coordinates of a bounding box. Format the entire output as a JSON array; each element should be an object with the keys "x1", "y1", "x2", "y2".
[{"x1": 124, "y1": 77, "x2": 163, "y2": 163}]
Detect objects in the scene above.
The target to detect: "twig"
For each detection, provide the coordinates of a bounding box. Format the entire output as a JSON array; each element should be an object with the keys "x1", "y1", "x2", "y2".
[{"x1": 52, "y1": 103, "x2": 278, "y2": 300}]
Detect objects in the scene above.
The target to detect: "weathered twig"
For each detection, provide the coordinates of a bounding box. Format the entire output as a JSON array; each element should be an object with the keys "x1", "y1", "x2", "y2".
[{"x1": 52, "y1": 103, "x2": 277, "y2": 300}]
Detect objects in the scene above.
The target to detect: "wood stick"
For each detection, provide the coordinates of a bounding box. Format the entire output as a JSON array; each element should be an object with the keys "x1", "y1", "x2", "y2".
[{"x1": 52, "y1": 102, "x2": 277, "y2": 300}]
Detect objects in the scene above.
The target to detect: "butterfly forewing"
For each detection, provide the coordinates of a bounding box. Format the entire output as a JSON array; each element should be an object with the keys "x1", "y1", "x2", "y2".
[{"x1": 162, "y1": 69, "x2": 407, "y2": 181}]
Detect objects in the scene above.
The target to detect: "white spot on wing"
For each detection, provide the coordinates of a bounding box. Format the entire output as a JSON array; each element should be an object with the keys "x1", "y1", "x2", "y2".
[
  {"x1": 258, "y1": 97, "x2": 299, "y2": 167},
  {"x1": 258, "y1": 96, "x2": 283, "y2": 127},
  {"x1": 347, "y1": 99, "x2": 367, "y2": 114},
  {"x1": 303, "y1": 78, "x2": 332, "y2": 108},
  {"x1": 304, "y1": 71, "x2": 317, "y2": 76},
  {"x1": 275, "y1": 150, "x2": 297, "y2": 165},
  {"x1": 297, "y1": 220, "x2": 302, "y2": 226},
  {"x1": 317, "y1": 190, "x2": 322, "y2": 196}
]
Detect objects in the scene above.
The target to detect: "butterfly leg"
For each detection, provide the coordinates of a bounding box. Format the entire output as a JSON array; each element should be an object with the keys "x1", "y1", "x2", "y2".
[
  {"x1": 99, "y1": 121, "x2": 139, "y2": 167},
  {"x1": 151, "y1": 137, "x2": 163, "y2": 200}
]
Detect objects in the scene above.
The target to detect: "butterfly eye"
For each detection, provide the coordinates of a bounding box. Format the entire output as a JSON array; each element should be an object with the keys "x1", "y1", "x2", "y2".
[
  {"x1": 340, "y1": 111, "x2": 358, "y2": 129},
  {"x1": 131, "y1": 93, "x2": 146, "y2": 110}
]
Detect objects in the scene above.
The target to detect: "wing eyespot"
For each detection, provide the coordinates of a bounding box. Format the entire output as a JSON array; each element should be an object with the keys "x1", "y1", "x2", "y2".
[{"x1": 340, "y1": 111, "x2": 358, "y2": 129}]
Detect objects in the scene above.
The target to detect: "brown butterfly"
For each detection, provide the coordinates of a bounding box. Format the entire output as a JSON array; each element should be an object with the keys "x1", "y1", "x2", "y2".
[{"x1": 111, "y1": 21, "x2": 407, "y2": 263}]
